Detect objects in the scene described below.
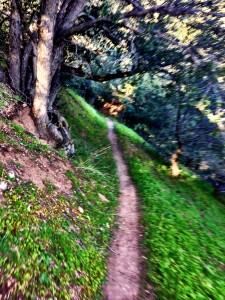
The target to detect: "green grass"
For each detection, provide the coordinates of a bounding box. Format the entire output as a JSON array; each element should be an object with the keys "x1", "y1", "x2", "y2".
[
  {"x1": 2, "y1": 83, "x2": 224, "y2": 299},
  {"x1": 0, "y1": 86, "x2": 119, "y2": 299},
  {"x1": 0, "y1": 116, "x2": 54, "y2": 156},
  {"x1": 58, "y1": 89, "x2": 107, "y2": 163},
  {"x1": 115, "y1": 122, "x2": 225, "y2": 300},
  {"x1": 0, "y1": 82, "x2": 22, "y2": 110}
]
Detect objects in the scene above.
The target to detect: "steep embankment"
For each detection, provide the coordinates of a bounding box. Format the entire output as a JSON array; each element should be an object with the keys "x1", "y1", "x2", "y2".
[
  {"x1": 116, "y1": 123, "x2": 225, "y2": 300},
  {"x1": 0, "y1": 85, "x2": 119, "y2": 299}
]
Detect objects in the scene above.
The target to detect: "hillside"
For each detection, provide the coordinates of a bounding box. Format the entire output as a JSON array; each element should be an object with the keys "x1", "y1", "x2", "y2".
[
  {"x1": 0, "y1": 84, "x2": 119, "y2": 299},
  {"x1": 116, "y1": 123, "x2": 225, "y2": 300},
  {"x1": 0, "y1": 84, "x2": 224, "y2": 299}
]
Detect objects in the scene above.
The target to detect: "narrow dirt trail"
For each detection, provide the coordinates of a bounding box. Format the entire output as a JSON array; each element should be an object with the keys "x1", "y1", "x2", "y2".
[{"x1": 103, "y1": 119, "x2": 141, "y2": 300}]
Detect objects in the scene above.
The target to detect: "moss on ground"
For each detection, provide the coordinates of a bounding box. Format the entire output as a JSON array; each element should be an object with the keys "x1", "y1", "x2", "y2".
[{"x1": 115, "y1": 122, "x2": 225, "y2": 300}]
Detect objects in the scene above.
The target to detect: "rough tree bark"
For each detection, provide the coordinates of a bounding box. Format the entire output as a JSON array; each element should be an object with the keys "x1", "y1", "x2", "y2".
[
  {"x1": 9, "y1": 0, "x2": 21, "y2": 91},
  {"x1": 32, "y1": 0, "x2": 60, "y2": 137},
  {"x1": 31, "y1": 0, "x2": 87, "y2": 138},
  {"x1": 21, "y1": 42, "x2": 33, "y2": 93}
]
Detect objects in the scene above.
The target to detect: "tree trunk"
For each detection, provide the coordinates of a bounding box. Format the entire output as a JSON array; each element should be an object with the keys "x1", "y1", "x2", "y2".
[
  {"x1": 171, "y1": 148, "x2": 182, "y2": 176},
  {"x1": 48, "y1": 45, "x2": 64, "y2": 109},
  {"x1": 21, "y1": 42, "x2": 33, "y2": 93},
  {"x1": 49, "y1": 69, "x2": 61, "y2": 110},
  {"x1": 171, "y1": 96, "x2": 183, "y2": 176},
  {"x1": 9, "y1": 0, "x2": 21, "y2": 91},
  {"x1": 32, "y1": 0, "x2": 60, "y2": 137}
]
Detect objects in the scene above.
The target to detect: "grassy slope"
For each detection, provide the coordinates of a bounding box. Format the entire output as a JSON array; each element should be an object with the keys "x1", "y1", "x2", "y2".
[
  {"x1": 1, "y1": 84, "x2": 225, "y2": 299},
  {"x1": 0, "y1": 86, "x2": 119, "y2": 299},
  {"x1": 115, "y1": 122, "x2": 225, "y2": 300}
]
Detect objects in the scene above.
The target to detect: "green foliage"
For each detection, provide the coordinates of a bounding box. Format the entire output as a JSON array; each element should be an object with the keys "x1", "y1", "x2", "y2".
[
  {"x1": 115, "y1": 71, "x2": 225, "y2": 182},
  {"x1": 116, "y1": 122, "x2": 225, "y2": 300}
]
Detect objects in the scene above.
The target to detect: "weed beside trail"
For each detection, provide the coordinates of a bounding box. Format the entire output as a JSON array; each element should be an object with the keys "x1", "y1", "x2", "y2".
[
  {"x1": 116, "y1": 122, "x2": 225, "y2": 300},
  {"x1": 0, "y1": 86, "x2": 119, "y2": 299}
]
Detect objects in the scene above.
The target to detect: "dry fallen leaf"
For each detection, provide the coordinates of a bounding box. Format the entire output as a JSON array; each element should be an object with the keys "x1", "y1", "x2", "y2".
[{"x1": 98, "y1": 193, "x2": 110, "y2": 203}]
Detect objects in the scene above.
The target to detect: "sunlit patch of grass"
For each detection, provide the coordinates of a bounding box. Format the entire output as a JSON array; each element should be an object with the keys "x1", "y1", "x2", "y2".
[{"x1": 115, "y1": 122, "x2": 225, "y2": 300}]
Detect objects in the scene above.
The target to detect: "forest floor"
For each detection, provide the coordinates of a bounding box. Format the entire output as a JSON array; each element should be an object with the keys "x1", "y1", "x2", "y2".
[{"x1": 103, "y1": 119, "x2": 143, "y2": 300}]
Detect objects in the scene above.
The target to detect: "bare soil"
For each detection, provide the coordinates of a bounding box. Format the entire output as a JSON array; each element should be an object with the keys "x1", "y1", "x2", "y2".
[
  {"x1": 103, "y1": 119, "x2": 142, "y2": 300},
  {"x1": 0, "y1": 107, "x2": 73, "y2": 195}
]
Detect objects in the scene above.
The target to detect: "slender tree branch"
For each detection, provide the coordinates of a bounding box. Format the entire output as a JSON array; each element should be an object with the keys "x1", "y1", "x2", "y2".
[
  {"x1": 101, "y1": 25, "x2": 120, "y2": 45},
  {"x1": 118, "y1": 20, "x2": 142, "y2": 34},
  {"x1": 72, "y1": 13, "x2": 121, "y2": 45},
  {"x1": 123, "y1": 5, "x2": 225, "y2": 18},
  {"x1": 65, "y1": 38, "x2": 101, "y2": 56}
]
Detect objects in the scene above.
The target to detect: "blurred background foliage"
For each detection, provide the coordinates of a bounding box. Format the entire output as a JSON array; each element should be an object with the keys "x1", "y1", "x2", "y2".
[{"x1": 60, "y1": 0, "x2": 225, "y2": 185}]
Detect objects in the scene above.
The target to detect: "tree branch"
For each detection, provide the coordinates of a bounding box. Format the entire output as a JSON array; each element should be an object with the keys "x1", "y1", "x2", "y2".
[
  {"x1": 123, "y1": 5, "x2": 225, "y2": 18},
  {"x1": 58, "y1": 3, "x2": 225, "y2": 39},
  {"x1": 101, "y1": 25, "x2": 120, "y2": 45},
  {"x1": 58, "y1": 17, "x2": 112, "y2": 38},
  {"x1": 118, "y1": 20, "x2": 142, "y2": 34},
  {"x1": 61, "y1": 65, "x2": 142, "y2": 81},
  {"x1": 57, "y1": 0, "x2": 87, "y2": 36},
  {"x1": 58, "y1": 17, "x2": 142, "y2": 39},
  {"x1": 56, "y1": 0, "x2": 72, "y2": 27}
]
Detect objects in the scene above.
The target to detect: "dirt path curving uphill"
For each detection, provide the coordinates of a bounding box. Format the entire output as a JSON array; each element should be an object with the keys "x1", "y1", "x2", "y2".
[{"x1": 103, "y1": 119, "x2": 141, "y2": 300}]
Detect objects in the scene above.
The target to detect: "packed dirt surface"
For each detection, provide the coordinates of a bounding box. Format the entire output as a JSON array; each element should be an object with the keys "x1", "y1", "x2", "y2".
[
  {"x1": 12, "y1": 105, "x2": 57, "y2": 147},
  {"x1": 12, "y1": 106, "x2": 39, "y2": 137},
  {"x1": 103, "y1": 119, "x2": 141, "y2": 300}
]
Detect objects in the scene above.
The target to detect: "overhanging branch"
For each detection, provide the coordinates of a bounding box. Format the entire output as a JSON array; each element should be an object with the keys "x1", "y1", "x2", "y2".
[
  {"x1": 61, "y1": 65, "x2": 142, "y2": 82},
  {"x1": 123, "y1": 5, "x2": 225, "y2": 18},
  {"x1": 57, "y1": 17, "x2": 112, "y2": 38},
  {"x1": 58, "y1": 17, "x2": 142, "y2": 38},
  {"x1": 58, "y1": 3, "x2": 225, "y2": 39}
]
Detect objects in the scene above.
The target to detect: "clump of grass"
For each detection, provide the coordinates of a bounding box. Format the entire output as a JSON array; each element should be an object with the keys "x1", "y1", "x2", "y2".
[{"x1": 115, "y1": 122, "x2": 225, "y2": 300}]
